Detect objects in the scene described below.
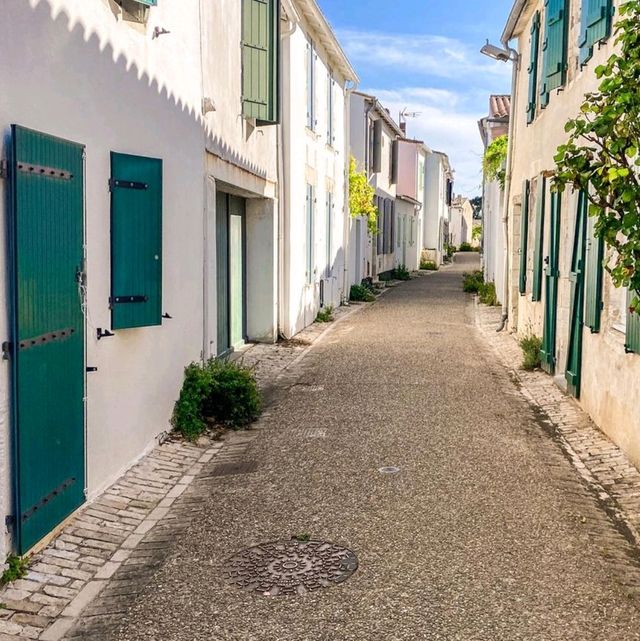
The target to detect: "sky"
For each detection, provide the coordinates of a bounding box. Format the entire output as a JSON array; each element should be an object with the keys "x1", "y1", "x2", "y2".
[{"x1": 319, "y1": 0, "x2": 515, "y2": 196}]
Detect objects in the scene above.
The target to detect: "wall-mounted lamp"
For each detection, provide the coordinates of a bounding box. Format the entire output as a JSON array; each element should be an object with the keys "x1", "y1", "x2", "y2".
[
  {"x1": 480, "y1": 40, "x2": 517, "y2": 63},
  {"x1": 152, "y1": 26, "x2": 171, "y2": 40}
]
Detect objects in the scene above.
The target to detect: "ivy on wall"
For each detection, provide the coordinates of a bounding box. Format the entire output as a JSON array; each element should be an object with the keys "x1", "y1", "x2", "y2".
[
  {"x1": 349, "y1": 156, "x2": 378, "y2": 235},
  {"x1": 483, "y1": 135, "x2": 508, "y2": 190}
]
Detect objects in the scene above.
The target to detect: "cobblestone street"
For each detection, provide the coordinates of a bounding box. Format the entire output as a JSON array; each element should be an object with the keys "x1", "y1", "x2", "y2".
[{"x1": 6, "y1": 255, "x2": 640, "y2": 640}]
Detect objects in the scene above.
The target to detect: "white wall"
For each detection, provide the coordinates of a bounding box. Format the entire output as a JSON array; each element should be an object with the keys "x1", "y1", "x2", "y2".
[
  {"x1": 0, "y1": 0, "x2": 206, "y2": 554},
  {"x1": 424, "y1": 152, "x2": 449, "y2": 265}
]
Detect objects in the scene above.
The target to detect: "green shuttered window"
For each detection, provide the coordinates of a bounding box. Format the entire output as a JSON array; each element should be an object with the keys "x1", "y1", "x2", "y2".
[
  {"x1": 135, "y1": 0, "x2": 157, "y2": 6},
  {"x1": 527, "y1": 12, "x2": 541, "y2": 124},
  {"x1": 242, "y1": 0, "x2": 279, "y2": 124},
  {"x1": 519, "y1": 180, "x2": 530, "y2": 294},
  {"x1": 541, "y1": 0, "x2": 569, "y2": 108},
  {"x1": 626, "y1": 293, "x2": 640, "y2": 354},
  {"x1": 532, "y1": 176, "x2": 546, "y2": 302},
  {"x1": 579, "y1": 0, "x2": 614, "y2": 65},
  {"x1": 110, "y1": 152, "x2": 162, "y2": 330},
  {"x1": 583, "y1": 206, "x2": 604, "y2": 332}
]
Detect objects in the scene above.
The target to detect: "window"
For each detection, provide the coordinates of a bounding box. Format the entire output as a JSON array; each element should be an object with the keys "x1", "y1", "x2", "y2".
[
  {"x1": 115, "y1": 0, "x2": 155, "y2": 22},
  {"x1": 306, "y1": 41, "x2": 316, "y2": 130},
  {"x1": 540, "y1": 0, "x2": 569, "y2": 108},
  {"x1": 532, "y1": 175, "x2": 546, "y2": 302},
  {"x1": 527, "y1": 12, "x2": 541, "y2": 124},
  {"x1": 579, "y1": 0, "x2": 614, "y2": 65},
  {"x1": 110, "y1": 152, "x2": 163, "y2": 330},
  {"x1": 306, "y1": 184, "x2": 315, "y2": 284},
  {"x1": 326, "y1": 192, "x2": 333, "y2": 276},
  {"x1": 242, "y1": 0, "x2": 280, "y2": 124},
  {"x1": 327, "y1": 74, "x2": 334, "y2": 145}
]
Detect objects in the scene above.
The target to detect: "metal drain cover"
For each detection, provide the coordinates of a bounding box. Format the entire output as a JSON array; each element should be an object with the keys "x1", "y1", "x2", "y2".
[{"x1": 223, "y1": 539, "x2": 358, "y2": 596}]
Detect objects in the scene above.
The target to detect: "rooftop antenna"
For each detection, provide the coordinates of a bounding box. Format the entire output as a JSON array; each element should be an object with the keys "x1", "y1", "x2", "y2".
[{"x1": 399, "y1": 108, "x2": 420, "y2": 135}]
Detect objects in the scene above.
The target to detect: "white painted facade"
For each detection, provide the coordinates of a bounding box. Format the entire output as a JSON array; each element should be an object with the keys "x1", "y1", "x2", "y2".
[
  {"x1": 423, "y1": 151, "x2": 453, "y2": 265},
  {"x1": 449, "y1": 196, "x2": 474, "y2": 248},
  {"x1": 279, "y1": 0, "x2": 357, "y2": 337}
]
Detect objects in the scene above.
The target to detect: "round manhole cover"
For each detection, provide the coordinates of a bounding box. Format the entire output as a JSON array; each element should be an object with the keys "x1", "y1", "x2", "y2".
[{"x1": 223, "y1": 539, "x2": 358, "y2": 596}]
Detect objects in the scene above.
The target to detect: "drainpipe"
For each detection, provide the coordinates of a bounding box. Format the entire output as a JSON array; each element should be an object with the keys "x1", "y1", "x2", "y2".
[
  {"x1": 497, "y1": 44, "x2": 519, "y2": 333},
  {"x1": 342, "y1": 80, "x2": 357, "y2": 301}
]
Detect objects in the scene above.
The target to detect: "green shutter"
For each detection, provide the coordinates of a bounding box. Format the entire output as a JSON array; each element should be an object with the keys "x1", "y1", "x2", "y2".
[
  {"x1": 527, "y1": 12, "x2": 541, "y2": 124},
  {"x1": 626, "y1": 292, "x2": 640, "y2": 354},
  {"x1": 306, "y1": 184, "x2": 315, "y2": 284},
  {"x1": 579, "y1": 0, "x2": 613, "y2": 65},
  {"x1": 519, "y1": 179, "x2": 531, "y2": 294},
  {"x1": 110, "y1": 152, "x2": 162, "y2": 330},
  {"x1": 584, "y1": 203, "x2": 604, "y2": 332},
  {"x1": 134, "y1": 0, "x2": 157, "y2": 5},
  {"x1": 242, "y1": 0, "x2": 279, "y2": 124},
  {"x1": 541, "y1": 0, "x2": 569, "y2": 107},
  {"x1": 532, "y1": 175, "x2": 546, "y2": 302}
]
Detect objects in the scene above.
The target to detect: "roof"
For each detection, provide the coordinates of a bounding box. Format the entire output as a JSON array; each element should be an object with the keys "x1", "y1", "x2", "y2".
[
  {"x1": 502, "y1": 0, "x2": 529, "y2": 42},
  {"x1": 352, "y1": 91, "x2": 404, "y2": 137},
  {"x1": 287, "y1": 0, "x2": 359, "y2": 84},
  {"x1": 490, "y1": 95, "x2": 511, "y2": 119}
]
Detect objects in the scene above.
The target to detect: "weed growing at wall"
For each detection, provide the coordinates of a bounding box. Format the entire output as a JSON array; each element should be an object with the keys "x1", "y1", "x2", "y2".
[
  {"x1": 350, "y1": 284, "x2": 376, "y2": 302},
  {"x1": 478, "y1": 281, "x2": 500, "y2": 306},
  {"x1": 392, "y1": 264, "x2": 411, "y2": 281},
  {"x1": 1, "y1": 555, "x2": 28, "y2": 585},
  {"x1": 462, "y1": 270, "x2": 484, "y2": 293},
  {"x1": 420, "y1": 260, "x2": 438, "y2": 270},
  {"x1": 316, "y1": 305, "x2": 334, "y2": 323},
  {"x1": 520, "y1": 335, "x2": 542, "y2": 371}
]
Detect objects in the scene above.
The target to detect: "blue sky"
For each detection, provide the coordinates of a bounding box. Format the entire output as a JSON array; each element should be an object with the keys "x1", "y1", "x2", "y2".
[{"x1": 320, "y1": 0, "x2": 514, "y2": 195}]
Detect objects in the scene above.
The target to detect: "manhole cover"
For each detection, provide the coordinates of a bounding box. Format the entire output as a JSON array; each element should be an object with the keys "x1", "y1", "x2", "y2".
[
  {"x1": 378, "y1": 466, "x2": 401, "y2": 474},
  {"x1": 223, "y1": 539, "x2": 358, "y2": 596}
]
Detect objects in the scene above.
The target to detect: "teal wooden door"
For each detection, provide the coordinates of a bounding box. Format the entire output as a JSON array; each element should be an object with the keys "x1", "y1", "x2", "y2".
[
  {"x1": 229, "y1": 196, "x2": 246, "y2": 349},
  {"x1": 565, "y1": 192, "x2": 587, "y2": 397},
  {"x1": 540, "y1": 191, "x2": 562, "y2": 374},
  {"x1": 10, "y1": 126, "x2": 85, "y2": 553}
]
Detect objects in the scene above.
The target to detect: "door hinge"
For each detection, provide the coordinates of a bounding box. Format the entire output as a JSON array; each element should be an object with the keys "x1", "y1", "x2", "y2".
[{"x1": 0, "y1": 160, "x2": 7, "y2": 180}]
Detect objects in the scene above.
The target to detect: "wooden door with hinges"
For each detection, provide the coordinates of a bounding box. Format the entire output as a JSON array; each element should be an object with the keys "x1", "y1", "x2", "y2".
[{"x1": 10, "y1": 125, "x2": 85, "y2": 553}]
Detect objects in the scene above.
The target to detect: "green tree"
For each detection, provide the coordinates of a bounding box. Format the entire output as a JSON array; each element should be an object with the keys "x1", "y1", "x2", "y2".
[
  {"x1": 349, "y1": 157, "x2": 378, "y2": 235},
  {"x1": 554, "y1": 0, "x2": 640, "y2": 309}
]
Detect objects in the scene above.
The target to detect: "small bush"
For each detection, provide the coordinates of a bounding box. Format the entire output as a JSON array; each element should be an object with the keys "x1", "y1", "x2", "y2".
[
  {"x1": 420, "y1": 260, "x2": 438, "y2": 271},
  {"x1": 478, "y1": 281, "x2": 500, "y2": 306},
  {"x1": 361, "y1": 278, "x2": 376, "y2": 294},
  {"x1": 520, "y1": 335, "x2": 542, "y2": 371},
  {"x1": 392, "y1": 264, "x2": 411, "y2": 281},
  {"x1": 462, "y1": 270, "x2": 484, "y2": 293},
  {"x1": 445, "y1": 243, "x2": 457, "y2": 258},
  {"x1": 1, "y1": 555, "x2": 28, "y2": 585},
  {"x1": 172, "y1": 359, "x2": 262, "y2": 440},
  {"x1": 459, "y1": 242, "x2": 474, "y2": 252},
  {"x1": 316, "y1": 305, "x2": 334, "y2": 323},
  {"x1": 350, "y1": 284, "x2": 375, "y2": 302}
]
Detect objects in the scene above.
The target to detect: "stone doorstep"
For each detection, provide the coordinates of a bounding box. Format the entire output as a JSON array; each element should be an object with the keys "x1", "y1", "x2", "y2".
[
  {"x1": 0, "y1": 443, "x2": 220, "y2": 641},
  {"x1": 476, "y1": 303, "x2": 640, "y2": 555}
]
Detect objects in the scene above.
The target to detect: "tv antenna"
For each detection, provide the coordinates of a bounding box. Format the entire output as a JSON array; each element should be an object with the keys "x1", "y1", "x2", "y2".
[{"x1": 399, "y1": 108, "x2": 421, "y2": 132}]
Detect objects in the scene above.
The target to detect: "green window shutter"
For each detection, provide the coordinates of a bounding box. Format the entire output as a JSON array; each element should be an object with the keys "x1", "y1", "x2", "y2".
[
  {"x1": 527, "y1": 12, "x2": 541, "y2": 124},
  {"x1": 532, "y1": 175, "x2": 546, "y2": 302},
  {"x1": 242, "y1": 0, "x2": 279, "y2": 124},
  {"x1": 306, "y1": 41, "x2": 316, "y2": 129},
  {"x1": 134, "y1": 0, "x2": 157, "y2": 5},
  {"x1": 626, "y1": 292, "x2": 640, "y2": 354},
  {"x1": 583, "y1": 202, "x2": 604, "y2": 332},
  {"x1": 306, "y1": 184, "x2": 315, "y2": 284},
  {"x1": 110, "y1": 152, "x2": 162, "y2": 330},
  {"x1": 519, "y1": 179, "x2": 531, "y2": 294},
  {"x1": 579, "y1": 0, "x2": 614, "y2": 65},
  {"x1": 540, "y1": 0, "x2": 569, "y2": 108}
]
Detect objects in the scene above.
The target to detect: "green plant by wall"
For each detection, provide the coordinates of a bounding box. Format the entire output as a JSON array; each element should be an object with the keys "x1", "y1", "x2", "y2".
[
  {"x1": 444, "y1": 243, "x2": 457, "y2": 258},
  {"x1": 349, "y1": 157, "x2": 378, "y2": 235},
  {"x1": 554, "y1": 0, "x2": 640, "y2": 311},
  {"x1": 483, "y1": 135, "x2": 508, "y2": 190},
  {"x1": 420, "y1": 259, "x2": 438, "y2": 271},
  {"x1": 462, "y1": 270, "x2": 484, "y2": 293},
  {"x1": 520, "y1": 335, "x2": 542, "y2": 371},
  {"x1": 350, "y1": 284, "x2": 375, "y2": 302},
  {"x1": 478, "y1": 281, "x2": 500, "y2": 306},
  {"x1": 459, "y1": 242, "x2": 474, "y2": 252},
  {"x1": 472, "y1": 224, "x2": 482, "y2": 241},
  {"x1": 392, "y1": 264, "x2": 411, "y2": 281},
  {"x1": 316, "y1": 305, "x2": 334, "y2": 323},
  {"x1": 172, "y1": 359, "x2": 262, "y2": 440},
  {"x1": 1, "y1": 555, "x2": 28, "y2": 585}
]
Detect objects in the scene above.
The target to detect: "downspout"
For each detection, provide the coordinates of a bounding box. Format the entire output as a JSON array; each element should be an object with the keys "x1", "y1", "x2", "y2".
[
  {"x1": 497, "y1": 44, "x2": 520, "y2": 332},
  {"x1": 342, "y1": 80, "x2": 357, "y2": 301},
  {"x1": 277, "y1": 12, "x2": 297, "y2": 339}
]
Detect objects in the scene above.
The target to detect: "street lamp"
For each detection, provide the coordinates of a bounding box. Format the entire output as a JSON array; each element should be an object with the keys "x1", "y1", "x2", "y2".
[{"x1": 480, "y1": 40, "x2": 517, "y2": 63}]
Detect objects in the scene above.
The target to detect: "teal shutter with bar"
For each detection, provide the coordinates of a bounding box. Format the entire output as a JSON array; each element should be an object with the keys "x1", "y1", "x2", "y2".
[
  {"x1": 541, "y1": 0, "x2": 569, "y2": 107},
  {"x1": 134, "y1": 0, "x2": 157, "y2": 5},
  {"x1": 584, "y1": 205, "x2": 604, "y2": 332},
  {"x1": 306, "y1": 184, "x2": 315, "y2": 284},
  {"x1": 579, "y1": 0, "x2": 614, "y2": 65},
  {"x1": 527, "y1": 12, "x2": 541, "y2": 124},
  {"x1": 110, "y1": 152, "x2": 162, "y2": 330},
  {"x1": 242, "y1": 0, "x2": 279, "y2": 124},
  {"x1": 532, "y1": 175, "x2": 546, "y2": 302},
  {"x1": 626, "y1": 293, "x2": 640, "y2": 354},
  {"x1": 519, "y1": 179, "x2": 531, "y2": 294}
]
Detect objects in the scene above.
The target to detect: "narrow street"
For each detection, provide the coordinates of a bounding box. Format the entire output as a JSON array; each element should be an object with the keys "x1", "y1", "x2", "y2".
[{"x1": 68, "y1": 255, "x2": 640, "y2": 641}]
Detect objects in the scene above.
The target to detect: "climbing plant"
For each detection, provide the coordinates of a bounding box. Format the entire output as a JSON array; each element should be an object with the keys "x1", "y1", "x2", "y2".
[
  {"x1": 554, "y1": 0, "x2": 640, "y2": 310},
  {"x1": 483, "y1": 135, "x2": 508, "y2": 190},
  {"x1": 349, "y1": 156, "x2": 378, "y2": 235}
]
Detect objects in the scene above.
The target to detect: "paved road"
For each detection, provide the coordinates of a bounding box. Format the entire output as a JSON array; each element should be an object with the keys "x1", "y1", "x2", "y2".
[{"x1": 115, "y1": 255, "x2": 640, "y2": 640}]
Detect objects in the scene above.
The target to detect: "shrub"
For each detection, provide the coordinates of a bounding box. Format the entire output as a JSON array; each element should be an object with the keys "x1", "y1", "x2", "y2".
[
  {"x1": 361, "y1": 278, "x2": 376, "y2": 293},
  {"x1": 350, "y1": 284, "x2": 375, "y2": 302},
  {"x1": 478, "y1": 281, "x2": 500, "y2": 306},
  {"x1": 445, "y1": 243, "x2": 457, "y2": 258},
  {"x1": 520, "y1": 335, "x2": 542, "y2": 371},
  {"x1": 172, "y1": 359, "x2": 262, "y2": 440},
  {"x1": 459, "y1": 242, "x2": 474, "y2": 252},
  {"x1": 1, "y1": 555, "x2": 28, "y2": 585},
  {"x1": 392, "y1": 264, "x2": 411, "y2": 281},
  {"x1": 316, "y1": 305, "x2": 334, "y2": 323},
  {"x1": 420, "y1": 260, "x2": 438, "y2": 271},
  {"x1": 462, "y1": 270, "x2": 484, "y2": 293}
]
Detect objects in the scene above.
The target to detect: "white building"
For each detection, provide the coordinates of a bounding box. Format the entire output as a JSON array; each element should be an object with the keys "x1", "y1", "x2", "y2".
[
  {"x1": 349, "y1": 92, "x2": 403, "y2": 284},
  {"x1": 478, "y1": 95, "x2": 510, "y2": 306},
  {"x1": 279, "y1": 0, "x2": 358, "y2": 337},
  {"x1": 423, "y1": 150, "x2": 454, "y2": 265},
  {"x1": 449, "y1": 196, "x2": 474, "y2": 248}
]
